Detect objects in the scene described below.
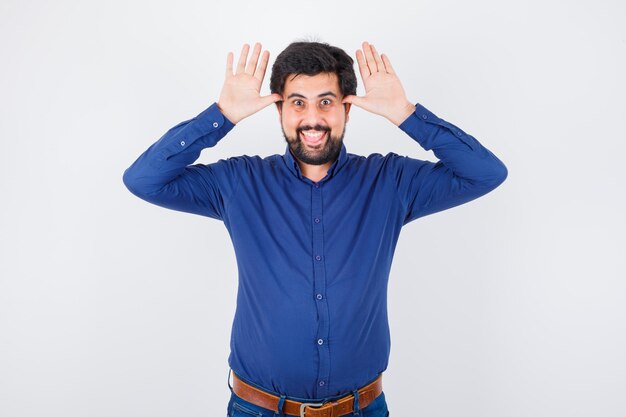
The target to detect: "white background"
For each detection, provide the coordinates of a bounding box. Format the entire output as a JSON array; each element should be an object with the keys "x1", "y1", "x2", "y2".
[{"x1": 1, "y1": 0, "x2": 625, "y2": 416}]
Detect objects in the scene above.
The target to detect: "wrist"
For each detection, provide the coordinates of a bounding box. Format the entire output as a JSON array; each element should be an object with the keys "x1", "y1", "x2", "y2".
[
  {"x1": 389, "y1": 102, "x2": 416, "y2": 126},
  {"x1": 217, "y1": 101, "x2": 239, "y2": 125}
]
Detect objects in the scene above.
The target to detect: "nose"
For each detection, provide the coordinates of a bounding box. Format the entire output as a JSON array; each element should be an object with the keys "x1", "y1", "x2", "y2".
[{"x1": 300, "y1": 105, "x2": 325, "y2": 128}]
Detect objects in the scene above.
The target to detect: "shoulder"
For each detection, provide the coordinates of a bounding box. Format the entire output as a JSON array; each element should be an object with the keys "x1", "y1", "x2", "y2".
[
  {"x1": 209, "y1": 153, "x2": 277, "y2": 166},
  {"x1": 203, "y1": 153, "x2": 283, "y2": 174},
  {"x1": 346, "y1": 151, "x2": 406, "y2": 168}
]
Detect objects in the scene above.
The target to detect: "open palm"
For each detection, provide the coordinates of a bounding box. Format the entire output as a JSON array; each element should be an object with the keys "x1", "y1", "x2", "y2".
[
  {"x1": 218, "y1": 43, "x2": 281, "y2": 124},
  {"x1": 342, "y1": 42, "x2": 415, "y2": 126}
]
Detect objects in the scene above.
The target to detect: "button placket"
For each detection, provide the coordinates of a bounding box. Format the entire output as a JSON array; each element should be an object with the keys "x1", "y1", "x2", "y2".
[{"x1": 311, "y1": 182, "x2": 330, "y2": 397}]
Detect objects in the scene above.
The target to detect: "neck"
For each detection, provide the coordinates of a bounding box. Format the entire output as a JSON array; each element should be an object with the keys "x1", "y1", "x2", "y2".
[{"x1": 297, "y1": 159, "x2": 333, "y2": 182}]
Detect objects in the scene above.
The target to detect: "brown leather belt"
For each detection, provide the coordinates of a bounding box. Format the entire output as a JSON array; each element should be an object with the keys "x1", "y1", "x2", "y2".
[{"x1": 232, "y1": 371, "x2": 383, "y2": 417}]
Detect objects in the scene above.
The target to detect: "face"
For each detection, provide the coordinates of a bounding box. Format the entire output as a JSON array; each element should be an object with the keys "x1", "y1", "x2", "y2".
[{"x1": 277, "y1": 72, "x2": 350, "y2": 166}]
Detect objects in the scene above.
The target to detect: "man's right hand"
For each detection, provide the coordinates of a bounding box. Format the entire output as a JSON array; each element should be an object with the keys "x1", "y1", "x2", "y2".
[{"x1": 217, "y1": 43, "x2": 282, "y2": 125}]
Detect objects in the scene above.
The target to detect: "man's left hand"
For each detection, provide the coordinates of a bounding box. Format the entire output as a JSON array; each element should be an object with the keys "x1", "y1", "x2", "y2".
[{"x1": 342, "y1": 41, "x2": 416, "y2": 126}]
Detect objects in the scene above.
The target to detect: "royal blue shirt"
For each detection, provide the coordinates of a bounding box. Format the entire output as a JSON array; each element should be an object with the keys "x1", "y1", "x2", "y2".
[{"x1": 123, "y1": 101, "x2": 507, "y2": 400}]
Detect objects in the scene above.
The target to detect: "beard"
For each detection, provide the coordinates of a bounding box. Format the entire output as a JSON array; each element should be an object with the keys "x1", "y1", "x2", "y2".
[{"x1": 281, "y1": 122, "x2": 346, "y2": 165}]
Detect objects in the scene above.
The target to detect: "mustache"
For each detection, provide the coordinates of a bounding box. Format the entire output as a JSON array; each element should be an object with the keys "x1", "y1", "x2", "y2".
[{"x1": 297, "y1": 125, "x2": 331, "y2": 134}]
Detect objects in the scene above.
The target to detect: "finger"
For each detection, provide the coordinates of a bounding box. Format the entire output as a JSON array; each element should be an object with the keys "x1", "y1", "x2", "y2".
[
  {"x1": 254, "y1": 50, "x2": 270, "y2": 81},
  {"x1": 362, "y1": 41, "x2": 378, "y2": 73},
  {"x1": 381, "y1": 53, "x2": 396, "y2": 75},
  {"x1": 225, "y1": 52, "x2": 234, "y2": 77},
  {"x1": 355, "y1": 49, "x2": 370, "y2": 81},
  {"x1": 236, "y1": 43, "x2": 250, "y2": 74},
  {"x1": 370, "y1": 44, "x2": 385, "y2": 73},
  {"x1": 245, "y1": 43, "x2": 262, "y2": 75}
]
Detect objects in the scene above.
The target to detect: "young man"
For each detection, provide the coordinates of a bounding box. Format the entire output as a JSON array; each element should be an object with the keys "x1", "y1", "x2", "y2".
[{"x1": 123, "y1": 40, "x2": 507, "y2": 417}]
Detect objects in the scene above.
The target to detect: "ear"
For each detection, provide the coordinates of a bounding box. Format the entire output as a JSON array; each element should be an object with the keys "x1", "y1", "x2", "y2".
[
  {"x1": 275, "y1": 100, "x2": 283, "y2": 120},
  {"x1": 344, "y1": 102, "x2": 352, "y2": 123}
]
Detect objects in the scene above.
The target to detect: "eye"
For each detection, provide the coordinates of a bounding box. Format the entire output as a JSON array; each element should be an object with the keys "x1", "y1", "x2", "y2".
[
  {"x1": 293, "y1": 99, "x2": 304, "y2": 106},
  {"x1": 321, "y1": 99, "x2": 332, "y2": 105}
]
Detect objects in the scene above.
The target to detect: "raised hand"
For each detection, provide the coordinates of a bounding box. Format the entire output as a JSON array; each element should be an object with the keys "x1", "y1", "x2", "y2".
[
  {"x1": 217, "y1": 43, "x2": 282, "y2": 124},
  {"x1": 342, "y1": 42, "x2": 416, "y2": 126}
]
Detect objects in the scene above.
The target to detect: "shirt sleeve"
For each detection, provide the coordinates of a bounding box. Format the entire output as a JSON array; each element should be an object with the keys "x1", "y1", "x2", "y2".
[
  {"x1": 389, "y1": 102, "x2": 508, "y2": 225},
  {"x1": 122, "y1": 102, "x2": 240, "y2": 221}
]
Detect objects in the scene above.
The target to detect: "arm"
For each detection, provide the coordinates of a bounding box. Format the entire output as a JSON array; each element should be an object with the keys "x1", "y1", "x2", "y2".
[
  {"x1": 122, "y1": 42, "x2": 281, "y2": 220},
  {"x1": 122, "y1": 103, "x2": 237, "y2": 220},
  {"x1": 392, "y1": 102, "x2": 507, "y2": 223},
  {"x1": 343, "y1": 42, "x2": 508, "y2": 224}
]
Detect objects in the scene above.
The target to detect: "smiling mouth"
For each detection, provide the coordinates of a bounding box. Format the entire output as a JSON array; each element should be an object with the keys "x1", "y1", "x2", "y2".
[{"x1": 300, "y1": 130, "x2": 327, "y2": 146}]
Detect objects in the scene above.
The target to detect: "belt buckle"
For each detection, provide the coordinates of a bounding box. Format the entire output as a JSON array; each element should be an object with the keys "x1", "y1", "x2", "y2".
[{"x1": 299, "y1": 401, "x2": 325, "y2": 417}]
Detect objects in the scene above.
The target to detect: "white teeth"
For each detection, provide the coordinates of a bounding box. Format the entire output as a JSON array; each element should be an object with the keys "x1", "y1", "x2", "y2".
[{"x1": 301, "y1": 131, "x2": 326, "y2": 145}]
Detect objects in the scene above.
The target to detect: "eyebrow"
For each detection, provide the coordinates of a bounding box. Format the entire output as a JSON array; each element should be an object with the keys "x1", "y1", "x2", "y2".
[{"x1": 286, "y1": 91, "x2": 338, "y2": 99}]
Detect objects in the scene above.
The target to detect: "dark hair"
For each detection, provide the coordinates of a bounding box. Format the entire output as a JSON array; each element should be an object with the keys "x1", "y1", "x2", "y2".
[{"x1": 270, "y1": 41, "x2": 357, "y2": 98}]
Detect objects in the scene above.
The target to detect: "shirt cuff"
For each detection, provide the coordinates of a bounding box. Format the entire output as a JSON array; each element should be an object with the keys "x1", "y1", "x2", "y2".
[
  {"x1": 194, "y1": 101, "x2": 236, "y2": 133},
  {"x1": 153, "y1": 102, "x2": 237, "y2": 167},
  {"x1": 398, "y1": 102, "x2": 475, "y2": 151}
]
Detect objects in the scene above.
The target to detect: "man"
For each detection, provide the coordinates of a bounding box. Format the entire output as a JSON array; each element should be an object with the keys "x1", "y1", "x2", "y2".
[{"x1": 123, "y1": 40, "x2": 507, "y2": 417}]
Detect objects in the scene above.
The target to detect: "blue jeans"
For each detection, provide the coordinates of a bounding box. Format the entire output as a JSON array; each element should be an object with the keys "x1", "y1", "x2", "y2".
[{"x1": 226, "y1": 373, "x2": 390, "y2": 417}]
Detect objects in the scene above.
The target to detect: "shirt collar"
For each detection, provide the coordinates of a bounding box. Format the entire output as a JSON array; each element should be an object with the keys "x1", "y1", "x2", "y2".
[{"x1": 283, "y1": 142, "x2": 348, "y2": 182}]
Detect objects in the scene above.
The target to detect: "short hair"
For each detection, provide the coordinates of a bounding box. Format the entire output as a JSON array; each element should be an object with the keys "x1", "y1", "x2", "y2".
[{"x1": 270, "y1": 41, "x2": 357, "y2": 98}]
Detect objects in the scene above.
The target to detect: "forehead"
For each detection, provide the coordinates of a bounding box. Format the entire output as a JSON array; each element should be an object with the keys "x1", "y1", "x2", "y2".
[{"x1": 283, "y1": 72, "x2": 341, "y2": 96}]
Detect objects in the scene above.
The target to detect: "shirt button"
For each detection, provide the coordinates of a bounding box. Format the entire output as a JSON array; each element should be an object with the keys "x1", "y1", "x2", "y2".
[
  {"x1": 180, "y1": 140, "x2": 185, "y2": 146},
  {"x1": 315, "y1": 255, "x2": 321, "y2": 261},
  {"x1": 314, "y1": 183, "x2": 319, "y2": 188},
  {"x1": 319, "y1": 381, "x2": 325, "y2": 386},
  {"x1": 317, "y1": 339, "x2": 324, "y2": 345},
  {"x1": 421, "y1": 114, "x2": 428, "y2": 119},
  {"x1": 314, "y1": 218, "x2": 320, "y2": 223},
  {"x1": 316, "y1": 293, "x2": 323, "y2": 300},
  {"x1": 213, "y1": 122, "x2": 219, "y2": 128}
]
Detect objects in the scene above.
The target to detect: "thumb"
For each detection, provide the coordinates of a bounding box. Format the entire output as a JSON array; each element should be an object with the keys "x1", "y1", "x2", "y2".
[
  {"x1": 260, "y1": 93, "x2": 283, "y2": 107},
  {"x1": 342, "y1": 95, "x2": 365, "y2": 107}
]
